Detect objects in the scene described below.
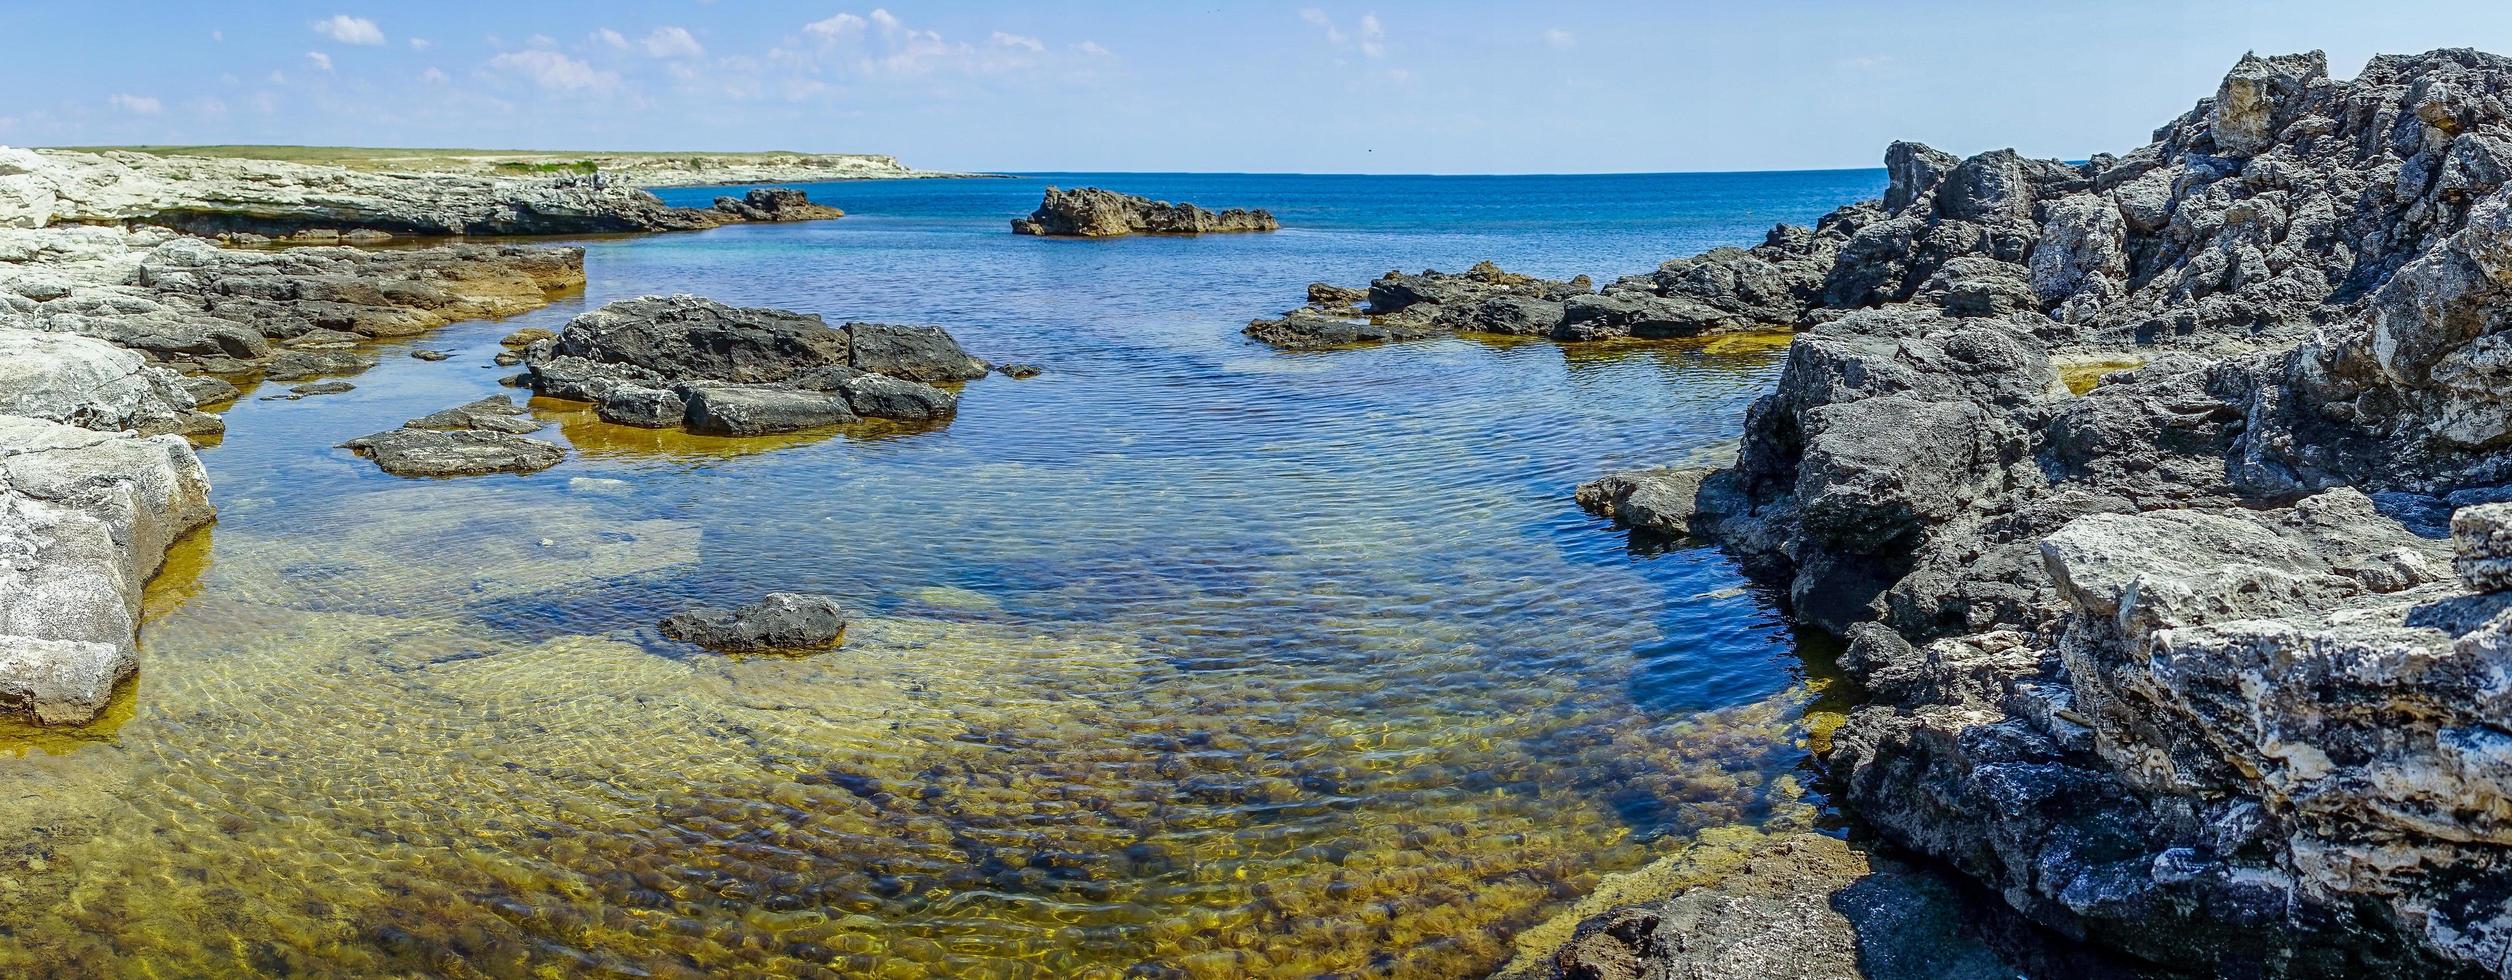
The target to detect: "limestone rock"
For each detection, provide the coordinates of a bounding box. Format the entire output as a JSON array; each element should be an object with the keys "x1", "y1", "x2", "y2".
[
  {"x1": 0, "y1": 415, "x2": 212, "y2": 724},
  {"x1": 2452, "y1": 502, "x2": 2512, "y2": 591}
]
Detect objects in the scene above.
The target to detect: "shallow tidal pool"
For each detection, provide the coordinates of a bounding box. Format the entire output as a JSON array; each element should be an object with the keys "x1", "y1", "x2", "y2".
[{"x1": 0, "y1": 171, "x2": 1878, "y2": 977}]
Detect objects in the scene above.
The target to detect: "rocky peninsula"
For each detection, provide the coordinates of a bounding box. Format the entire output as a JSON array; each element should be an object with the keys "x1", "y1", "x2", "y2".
[
  {"x1": 1011, "y1": 186, "x2": 1279, "y2": 236},
  {"x1": 1552, "y1": 48, "x2": 2512, "y2": 978},
  {"x1": 51, "y1": 145, "x2": 968, "y2": 187}
]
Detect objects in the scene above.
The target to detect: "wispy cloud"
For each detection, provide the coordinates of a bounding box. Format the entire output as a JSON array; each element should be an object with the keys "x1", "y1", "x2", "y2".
[
  {"x1": 1301, "y1": 9, "x2": 1385, "y2": 58},
  {"x1": 1544, "y1": 28, "x2": 1575, "y2": 50},
  {"x1": 409, "y1": 37, "x2": 432, "y2": 51},
  {"x1": 594, "y1": 28, "x2": 630, "y2": 50},
  {"x1": 485, "y1": 48, "x2": 620, "y2": 93},
  {"x1": 310, "y1": 14, "x2": 384, "y2": 46},
  {"x1": 107, "y1": 93, "x2": 163, "y2": 114},
  {"x1": 306, "y1": 51, "x2": 334, "y2": 72},
  {"x1": 641, "y1": 27, "x2": 705, "y2": 59},
  {"x1": 780, "y1": 9, "x2": 1080, "y2": 80}
]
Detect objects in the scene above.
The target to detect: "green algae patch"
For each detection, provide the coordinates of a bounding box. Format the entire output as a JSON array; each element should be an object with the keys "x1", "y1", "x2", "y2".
[{"x1": 2056, "y1": 353, "x2": 2146, "y2": 395}]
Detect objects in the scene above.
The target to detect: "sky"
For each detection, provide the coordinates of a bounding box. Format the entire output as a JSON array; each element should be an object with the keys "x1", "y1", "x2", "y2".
[{"x1": 6, "y1": 1, "x2": 2512, "y2": 174}]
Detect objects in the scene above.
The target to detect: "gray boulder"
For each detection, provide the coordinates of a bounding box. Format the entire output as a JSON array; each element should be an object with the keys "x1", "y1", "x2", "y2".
[
  {"x1": 340, "y1": 428, "x2": 566, "y2": 477},
  {"x1": 681, "y1": 384, "x2": 858, "y2": 435},
  {"x1": 659, "y1": 592, "x2": 848, "y2": 652},
  {"x1": 1010, "y1": 186, "x2": 1276, "y2": 236}
]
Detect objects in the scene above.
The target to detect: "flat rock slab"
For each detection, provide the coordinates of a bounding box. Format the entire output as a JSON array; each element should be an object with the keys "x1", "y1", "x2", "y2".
[
  {"x1": 341, "y1": 428, "x2": 565, "y2": 477},
  {"x1": 405, "y1": 395, "x2": 546, "y2": 435}
]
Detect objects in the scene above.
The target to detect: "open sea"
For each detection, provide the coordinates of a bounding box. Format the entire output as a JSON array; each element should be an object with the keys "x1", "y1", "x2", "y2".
[{"x1": 0, "y1": 169, "x2": 1886, "y2": 976}]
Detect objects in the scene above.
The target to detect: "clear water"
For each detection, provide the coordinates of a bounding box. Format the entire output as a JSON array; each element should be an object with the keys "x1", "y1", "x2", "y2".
[{"x1": 0, "y1": 169, "x2": 1882, "y2": 977}]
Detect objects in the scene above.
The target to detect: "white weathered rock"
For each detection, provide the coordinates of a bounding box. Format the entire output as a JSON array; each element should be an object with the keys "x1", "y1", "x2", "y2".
[
  {"x1": 2453, "y1": 502, "x2": 2512, "y2": 592},
  {"x1": 0, "y1": 327, "x2": 199, "y2": 434},
  {"x1": 0, "y1": 415, "x2": 213, "y2": 723}
]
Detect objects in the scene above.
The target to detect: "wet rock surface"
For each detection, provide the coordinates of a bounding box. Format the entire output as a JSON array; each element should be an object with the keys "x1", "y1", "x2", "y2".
[
  {"x1": 659, "y1": 592, "x2": 848, "y2": 652},
  {"x1": 340, "y1": 427, "x2": 566, "y2": 478},
  {"x1": 1574, "y1": 47, "x2": 2512, "y2": 977},
  {"x1": 1011, "y1": 186, "x2": 1278, "y2": 237},
  {"x1": 522, "y1": 295, "x2": 983, "y2": 436}
]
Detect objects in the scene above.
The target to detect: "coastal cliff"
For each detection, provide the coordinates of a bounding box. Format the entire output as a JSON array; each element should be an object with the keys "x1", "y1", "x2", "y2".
[{"x1": 1567, "y1": 48, "x2": 2512, "y2": 978}]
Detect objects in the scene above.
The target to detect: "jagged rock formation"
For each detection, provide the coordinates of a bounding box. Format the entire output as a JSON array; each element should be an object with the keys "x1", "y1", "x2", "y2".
[
  {"x1": 708, "y1": 187, "x2": 844, "y2": 223},
  {"x1": 1570, "y1": 48, "x2": 2512, "y2": 978},
  {"x1": 0, "y1": 146, "x2": 843, "y2": 238},
  {"x1": 522, "y1": 295, "x2": 986, "y2": 436},
  {"x1": 1011, "y1": 186, "x2": 1278, "y2": 237},
  {"x1": 1245, "y1": 261, "x2": 1595, "y2": 348}
]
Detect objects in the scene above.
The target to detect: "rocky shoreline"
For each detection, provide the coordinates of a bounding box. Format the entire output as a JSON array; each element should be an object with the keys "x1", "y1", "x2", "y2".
[
  {"x1": 1546, "y1": 48, "x2": 2512, "y2": 978},
  {"x1": 0, "y1": 144, "x2": 914, "y2": 725}
]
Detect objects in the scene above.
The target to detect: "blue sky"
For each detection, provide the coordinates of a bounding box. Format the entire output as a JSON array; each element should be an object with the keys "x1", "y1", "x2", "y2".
[{"x1": 6, "y1": 1, "x2": 2512, "y2": 173}]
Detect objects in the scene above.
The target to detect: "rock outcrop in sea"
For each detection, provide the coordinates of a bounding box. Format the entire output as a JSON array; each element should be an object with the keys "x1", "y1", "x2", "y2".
[
  {"x1": 521, "y1": 295, "x2": 987, "y2": 435},
  {"x1": 1011, "y1": 186, "x2": 1279, "y2": 237},
  {"x1": 1567, "y1": 48, "x2": 2512, "y2": 978},
  {"x1": 659, "y1": 592, "x2": 849, "y2": 652}
]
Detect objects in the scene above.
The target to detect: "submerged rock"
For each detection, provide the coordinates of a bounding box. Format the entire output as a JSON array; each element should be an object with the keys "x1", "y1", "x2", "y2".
[
  {"x1": 340, "y1": 428, "x2": 566, "y2": 477},
  {"x1": 1010, "y1": 186, "x2": 1278, "y2": 236},
  {"x1": 659, "y1": 592, "x2": 848, "y2": 652}
]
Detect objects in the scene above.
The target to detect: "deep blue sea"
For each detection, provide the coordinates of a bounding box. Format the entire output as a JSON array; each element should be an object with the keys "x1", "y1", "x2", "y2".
[{"x1": 11, "y1": 170, "x2": 1890, "y2": 977}]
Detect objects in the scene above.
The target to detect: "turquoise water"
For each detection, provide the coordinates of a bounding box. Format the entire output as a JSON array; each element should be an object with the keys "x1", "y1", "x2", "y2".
[{"x1": 0, "y1": 169, "x2": 1884, "y2": 977}]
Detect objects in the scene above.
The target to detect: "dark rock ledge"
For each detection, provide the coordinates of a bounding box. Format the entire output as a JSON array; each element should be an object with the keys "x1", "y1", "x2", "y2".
[
  {"x1": 1550, "y1": 47, "x2": 2512, "y2": 980},
  {"x1": 520, "y1": 294, "x2": 988, "y2": 436}
]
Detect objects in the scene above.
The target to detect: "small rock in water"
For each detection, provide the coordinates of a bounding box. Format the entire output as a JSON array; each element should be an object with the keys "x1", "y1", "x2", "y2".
[
  {"x1": 410, "y1": 349, "x2": 451, "y2": 361},
  {"x1": 501, "y1": 327, "x2": 557, "y2": 349},
  {"x1": 538, "y1": 538, "x2": 555, "y2": 548},
  {"x1": 493, "y1": 352, "x2": 524, "y2": 367},
  {"x1": 289, "y1": 381, "x2": 355, "y2": 397},
  {"x1": 404, "y1": 395, "x2": 545, "y2": 435},
  {"x1": 568, "y1": 477, "x2": 632, "y2": 495},
  {"x1": 659, "y1": 593, "x2": 848, "y2": 652},
  {"x1": 2453, "y1": 503, "x2": 2512, "y2": 592},
  {"x1": 340, "y1": 428, "x2": 566, "y2": 477},
  {"x1": 996, "y1": 362, "x2": 1044, "y2": 379}
]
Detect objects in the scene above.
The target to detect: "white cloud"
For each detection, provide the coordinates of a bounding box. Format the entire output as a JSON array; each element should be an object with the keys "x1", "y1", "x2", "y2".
[
  {"x1": 527, "y1": 34, "x2": 557, "y2": 48},
  {"x1": 595, "y1": 28, "x2": 629, "y2": 50},
  {"x1": 486, "y1": 48, "x2": 621, "y2": 93},
  {"x1": 310, "y1": 14, "x2": 384, "y2": 46},
  {"x1": 420, "y1": 67, "x2": 448, "y2": 83},
  {"x1": 210, "y1": 29, "x2": 223, "y2": 42},
  {"x1": 267, "y1": 70, "x2": 288, "y2": 84},
  {"x1": 785, "y1": 10, "x2": 1062, "y2": 78},
  {"x1": 108, "y1": 93, "x2": 163, "y2": 114},
  {"x1": 1299, "y1": 8, "x2": 1345, "y2": 44},
  {"x1": 306, "y1": 51, "x2": 333, "y2": 72},
  {"x1": 1076, "y1": 41, "x2": 1113, "y2": 57},
  {"x1": 1302, "y1": 10, "x2": 1384, "y2": 57},
  {"x1": 805, "y1": 12, "x2": 866, "y2": 39},
  {"x1": 409, "y1": 37, "x2": 432, "y2": 50},
  {"x1": 1544, "y1": 28, "x2": 1575, "y2": 49},
  {"x1": 1836, "y1": 54, "x2": 1892, "y2": 71},
  {"x1": 642, "y1": 26, "x2": 705, "y2": 59},
  {"x1": 195, "y1": 98, "x2": 229, "y2": 116}
]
